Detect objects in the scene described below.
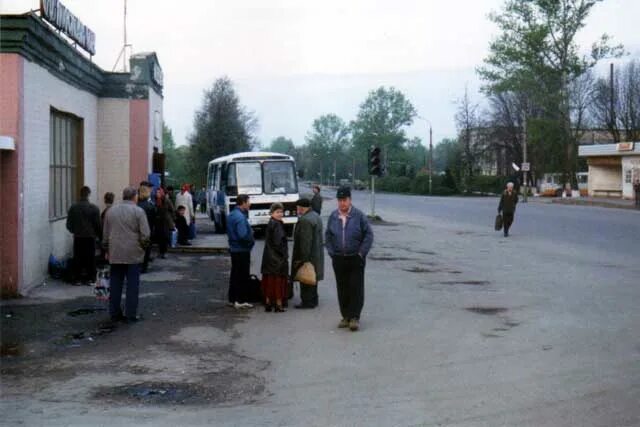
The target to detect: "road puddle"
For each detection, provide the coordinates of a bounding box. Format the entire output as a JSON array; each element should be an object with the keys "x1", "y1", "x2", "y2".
[{"x1": 465, "y1": 307, "x2": 508, "y2": 315}]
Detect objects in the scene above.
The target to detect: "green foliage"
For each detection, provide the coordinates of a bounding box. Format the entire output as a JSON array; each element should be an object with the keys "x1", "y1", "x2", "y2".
[
  {"x1": 268, "y1": 136, "x2": 296, "y2": 155},
  {"x1": 162, "y1": 123, "x2": 190, "y2": 186},
  {"x1": 187, "y1": 77, "x2": 257, "y2": 186},
  {"x1": 467, "y1": 175, "x2": 504, "y2": 195},
  {"x1": 303, "y1": 114, "x2": 351, "y2": 184}
]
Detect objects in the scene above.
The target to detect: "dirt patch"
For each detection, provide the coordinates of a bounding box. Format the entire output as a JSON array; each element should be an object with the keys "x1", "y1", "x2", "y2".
[{"x1": 465, "y1": 306, "x2": 508, "y2": 315}]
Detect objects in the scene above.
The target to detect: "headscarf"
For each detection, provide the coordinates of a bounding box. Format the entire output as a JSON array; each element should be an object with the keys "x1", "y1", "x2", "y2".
[
  {"x1": 155, "y1": 187, "x2": 165, "y2": 207},
  {"x1": 181, "y1": 184, "x2": 189, "y2": 194}
]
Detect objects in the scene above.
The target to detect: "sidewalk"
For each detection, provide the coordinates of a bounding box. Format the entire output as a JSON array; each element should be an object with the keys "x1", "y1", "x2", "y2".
[
  {"x1": 168, "y1": 213, "x2": 229, "y2": 254},
  {"x1": 548, "y1": 196, "x2": 638, "y2": 210}
]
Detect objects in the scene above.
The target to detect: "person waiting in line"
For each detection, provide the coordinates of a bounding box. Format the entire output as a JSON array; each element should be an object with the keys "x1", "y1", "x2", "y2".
[
  {"x1": 261, "y1": 203, "x2": 289, "y2": 312},
  {"x1": 291, "y1": 198, "x2": 324, "y2": 309},
  {"x1": 226, "y1": 194, "x2": 255, "y2": 309},
  {"x1": 325, "y1": 187, "x2": 374, "y2": 332},
  {"x1": 176, "y1": 184, "x2": 195, "y2": 239},
  {"x1": 66, "y1": 185, "x2": 102, "y2": 285},
  {"x1": 311, "y1": 185, "x2": 322, "y2": 215},
  {"x1": 103, "y1": 186, "x2": 150, "y2": 323},
  {"x1": 634, "y1": 178, "x2": 640, "y2": 209},
  {"x1": 101, "y1": 192, "x2": 115, "y2": 226},
  {"x1": 154, "y1": 187, "x2": 175, "y2": 258},
  {"x1": 175, "y1": 205, "x2": 191, "y2": 246},
  {"x1": 137, "y1": 185, "x2": 156, "y2": 273},
  {"x1": 498, "y1": 182, "x2": 519, "y2": 237}
]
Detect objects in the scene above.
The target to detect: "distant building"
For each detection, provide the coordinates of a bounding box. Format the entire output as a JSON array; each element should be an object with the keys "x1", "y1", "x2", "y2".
[{"x1": 0, "y1": 8, "x2": 164, "y2": 296}]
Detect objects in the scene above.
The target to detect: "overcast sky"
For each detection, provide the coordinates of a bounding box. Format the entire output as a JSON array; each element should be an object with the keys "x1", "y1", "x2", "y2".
[{"x1": 3, "y1": 0, "x2": 639, "y2": 147}]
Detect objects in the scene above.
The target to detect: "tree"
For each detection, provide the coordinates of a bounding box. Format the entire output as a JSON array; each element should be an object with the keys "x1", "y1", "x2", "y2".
[
  {"x1": 478, "y1": 0, "x2": 623, "y2": 187},
  {"x1": 268, "y1": 136, "x2": 296, "y2": 155},
  {"x1": 350, "y1": 87, "x2": 416, "y2": 179},
  {"x1": 187, "y1": 77, "x2": 257, "y2": 185},
  {"x1": 455, "y1": 87, "x2": 482, "y2": 191},
  {"x1": 590, "y1": 60, "x2": 640, "y2": 142},
  {"x1": 305, "y1": 114, "x2": 350, "y2": 184},
  {"x1": 162, "y1": 123, "x2": 189, "y2": 186}
]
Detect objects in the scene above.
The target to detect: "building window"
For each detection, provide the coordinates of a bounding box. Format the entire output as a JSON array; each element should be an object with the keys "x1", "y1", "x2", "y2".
[
  {"x1": 625, "y1": 169, "x2": 632, "y2": 184},
  {"x1": 49, "y1": 109, "x2": 83, "y2": 220}
]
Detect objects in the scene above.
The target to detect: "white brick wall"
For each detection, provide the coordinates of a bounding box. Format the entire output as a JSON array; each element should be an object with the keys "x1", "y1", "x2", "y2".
[
  {"x1": 148, "y1": 88, "x2": 164, "y2": 171},
  {"x1": 97, "y1": 98, "x2": 130, "y2": 208},
  {"x1": 22, "y1": 60, "x2": 98, "y2": 291}
]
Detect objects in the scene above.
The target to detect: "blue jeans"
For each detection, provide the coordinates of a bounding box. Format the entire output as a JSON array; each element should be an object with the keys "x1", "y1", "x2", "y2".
[{"x1": 109, "y1": 264, "x2": 140, "y2": 319}]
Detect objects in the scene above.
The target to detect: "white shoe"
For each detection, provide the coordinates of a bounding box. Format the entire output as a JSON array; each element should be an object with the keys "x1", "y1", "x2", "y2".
[
  {"x1": 233, "y1": 302, "x2": 244, "y2": 309},
  {"x1": 240, "y1": 302, "x2": 254, "y2": 309}
]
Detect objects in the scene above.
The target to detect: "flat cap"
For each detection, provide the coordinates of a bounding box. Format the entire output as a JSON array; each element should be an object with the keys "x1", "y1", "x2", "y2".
[
  {"x1": 336, "y1": 186, "x2": 351, "y2": 199},
  {"x1": 296, "y1": 197, "x2": 311, "y2": 207}
]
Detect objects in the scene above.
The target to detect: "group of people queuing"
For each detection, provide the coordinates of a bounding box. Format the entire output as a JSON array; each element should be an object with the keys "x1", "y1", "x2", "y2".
[
  {"x1": 226, "y1": 185, "x2": 374, "y2": 332},
  {"x1": 66, "y1": 182, "x2": 205, "y2": 323}
]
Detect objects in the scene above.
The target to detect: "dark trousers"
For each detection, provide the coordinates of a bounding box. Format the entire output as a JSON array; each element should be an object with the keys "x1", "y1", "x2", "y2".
[
  {"x1": 300, "y1": 283, "x2": 318, "y2": 307},
  {"x1": 157, "y1": 231, "x2": 169, "y2": 255},
  {"x1": 142, "y1": 246, "x2": 152, "y2": 272},
  {"x1": 229, "y1": 251, "x2": 251, "y2": 303},
  {"x1": 109, "y1": 264, "x2": 140, "y2": 320},
  {"x1": 635, "y1": 191, "x2": 640, "y2": 208},
  {"x1": 73, "y1": 237, "x2": 96, "y2": 283},
  {"x1": 332, "y1": 255, "x2": 365, "y2": 320},
  {"x1": 503, "y1": 213, "x2": 514, "y2": 235},
  {"x1": 200, "y1": 202, "x2": 207, "y2": 214}
]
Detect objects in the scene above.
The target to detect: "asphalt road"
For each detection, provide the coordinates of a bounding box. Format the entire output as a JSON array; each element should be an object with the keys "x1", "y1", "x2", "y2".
[{"x1": 2, "y1": 191, "x2": 639, "y2": 426}]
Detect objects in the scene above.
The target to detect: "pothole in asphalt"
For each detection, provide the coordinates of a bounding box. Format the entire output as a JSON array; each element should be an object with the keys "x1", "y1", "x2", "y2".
[
  {"x1": 465, "y1": 307, "x2": 508, "y2": 315},
  {"x1": 94, "y1": 373, "x2": 265, "y2": 406},
  {"x1": 67, "y1": 307, "x2": 106, "y2": 317},
  {"x1": 441, "y1": 280, "x2": 490, "y2": 286}
]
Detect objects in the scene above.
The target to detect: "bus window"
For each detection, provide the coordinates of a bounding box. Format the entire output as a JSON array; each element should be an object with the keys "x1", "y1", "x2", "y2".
[
  {"x1": 235, "y1": 162, "x2": 262, "y2": 195},
  {"x1": 264, "y1": 161, "x2": 297, "y2": 194},
  {"x1": 226, "y1": 163, "x2": 237, "y2": 195}
]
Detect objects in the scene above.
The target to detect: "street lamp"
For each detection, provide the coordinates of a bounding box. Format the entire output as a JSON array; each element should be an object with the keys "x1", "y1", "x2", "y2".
[{"x1": 416, "y1": 116, "x2": 433, "y2": 195}]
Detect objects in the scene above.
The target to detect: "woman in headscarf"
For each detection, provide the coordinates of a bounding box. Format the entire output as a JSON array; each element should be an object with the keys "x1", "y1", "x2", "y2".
[{"x1": 260, "y1": 203, "x2": 289, "y2": 312}]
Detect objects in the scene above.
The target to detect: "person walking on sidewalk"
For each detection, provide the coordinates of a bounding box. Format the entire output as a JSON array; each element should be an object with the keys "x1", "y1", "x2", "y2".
[
  {"x1": 226, "y1": 194, "x2": 255, "y2": 309},
  {"x1": 66, "y1": 186, "x2": 102, "y2": 285},
  {"x1": 634, "y1": 178, "x2": 640, "y2": 209},
  {"x1": 261, "y1": 203, "x2": 289, "y2": 312},
  {"x1": 325, "y1": 187, "x2": 373, "y2": 331},
  {"x1": 311, "y1": 185, "x2": 322, "y2": 215},
  {"x1": 103, "y1": 186, "x2": 150, "y2": 323},
  {"x1": 291, "y1": 198, "x2": 324, "y2": 309},
  {"x1": 498, "y1": 182, "x2": 518, "y2": 237}
]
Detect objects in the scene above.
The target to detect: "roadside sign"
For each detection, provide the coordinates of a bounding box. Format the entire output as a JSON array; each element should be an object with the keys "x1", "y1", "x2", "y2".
[{"x1": 521, "y1": 162, "x2": 530, "y2": 171}]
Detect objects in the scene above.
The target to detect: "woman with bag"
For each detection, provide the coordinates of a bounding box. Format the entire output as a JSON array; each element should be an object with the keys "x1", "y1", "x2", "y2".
[{"x1": 261, "y1": 203, "x2": 289, "y2": 312}]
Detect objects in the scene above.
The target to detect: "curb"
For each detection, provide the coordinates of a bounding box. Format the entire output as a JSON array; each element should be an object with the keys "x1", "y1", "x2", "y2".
[
  {"x1": 167, "y1": 246, "x2": 229, "y2": 255},
  {"x1": 550, "y1": 199, "x2": 638, "y2": 211}
]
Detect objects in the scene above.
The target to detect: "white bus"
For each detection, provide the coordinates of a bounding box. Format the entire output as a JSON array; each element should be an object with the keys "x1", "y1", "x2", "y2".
[{"x1": 206, "y1": 152, "x2": 300, "y2": 233}]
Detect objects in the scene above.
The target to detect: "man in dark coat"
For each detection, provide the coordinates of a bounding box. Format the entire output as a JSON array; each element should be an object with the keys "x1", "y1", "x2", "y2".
[
  {"x1": 325, "y1": 187, "x2": 373, "y2": 331},
  {"x1": 66, "y1": 186, "x2": 101, "y2": 284},
  {"x1": 137, "y1": 184, "x2": 157, "y2": 273},
  {"x1": 291, "y1": 197, "x2": 325, "y2": 309},
  {"x1": 498, "y1": 182, "x2": 518, "y2": 237},
  {"x1": 311, "y1": 185, "x2": 322, "y2": 215}
]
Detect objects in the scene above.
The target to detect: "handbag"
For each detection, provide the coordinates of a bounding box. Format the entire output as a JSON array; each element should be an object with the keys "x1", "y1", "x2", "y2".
[
  {"x1": 494, "y1": 213, "x2": 503, "y2": 231},
  {"x1": 170, "y1": 229, "x2": 178, "y2": 248},
  {"x1": 294, "y1": 262, "x2": 317, "y2": 286},
  {"x1": 95, "y1": 267, "x2": 110, "y2": 301}
]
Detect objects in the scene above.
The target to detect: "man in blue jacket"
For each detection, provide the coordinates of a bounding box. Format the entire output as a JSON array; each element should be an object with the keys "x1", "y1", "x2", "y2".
[
  {"x1": 226, "y1": 194, "x2": 255, "y2": 309},
  {"x1": 325, "y1": 187, "x2": 374, "y2": 331}
]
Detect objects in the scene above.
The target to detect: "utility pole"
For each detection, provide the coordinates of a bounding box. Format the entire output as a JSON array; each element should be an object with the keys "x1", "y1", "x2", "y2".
[
  {"x1": 112, "y1": 0, "x2": 131, "y2": 72},
  {"x1": 371, "y1": 175, "x2": 376, "y2": 217},
  {"x1": 429, "y1": 125, "x2": 433, "y2": 195},
  {"x1": 522, "y1": 115, "x2": 528, "y2": 203}
]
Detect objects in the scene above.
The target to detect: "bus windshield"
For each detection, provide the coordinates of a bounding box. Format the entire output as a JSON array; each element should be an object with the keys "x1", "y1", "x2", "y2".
[
  {"x1": 264, "y1": 161, "x2": 297, "y2": 194},
  {"x1": 235, "y1": 162, "x2": 263, "y2": 195}
]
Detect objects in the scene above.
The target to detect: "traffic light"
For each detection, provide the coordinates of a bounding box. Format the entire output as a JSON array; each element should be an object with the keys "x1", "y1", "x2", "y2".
[{"x1": 369, "y1": 147, "x2": 381, "y2": 176}]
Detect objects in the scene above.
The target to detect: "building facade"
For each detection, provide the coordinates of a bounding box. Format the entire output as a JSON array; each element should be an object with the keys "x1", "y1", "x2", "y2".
[
  {"x1": 578, "y1": 143, "x2": 640, "y2": 199},
  {"x1": 0, "y1": 11, "x2": 164, "y2": 296}
]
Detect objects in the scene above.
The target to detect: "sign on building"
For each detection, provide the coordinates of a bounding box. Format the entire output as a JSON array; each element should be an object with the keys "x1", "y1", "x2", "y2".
[{"x1": 40, "y1": 0, "x2": 96, "y2": 55}]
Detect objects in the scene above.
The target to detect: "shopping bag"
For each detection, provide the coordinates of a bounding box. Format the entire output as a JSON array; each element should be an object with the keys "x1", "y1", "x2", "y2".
[
  {"x1": 494, "y1": 214, "x2": 503, "y2": 231},
  {"x1": 95, "y1": 268, "x2": 110, "y2": 301},
  {"x1": 294, "y1": 262, "x2": 317, "y2": 286},
  {"x1": 170, "y1": 229, "x2": 178, "y2": 248}
]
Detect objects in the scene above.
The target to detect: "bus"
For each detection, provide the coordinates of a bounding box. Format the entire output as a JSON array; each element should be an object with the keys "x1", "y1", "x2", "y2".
[{"x1": 206, "y1": 152, "x2": 300, "y2": 233}]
